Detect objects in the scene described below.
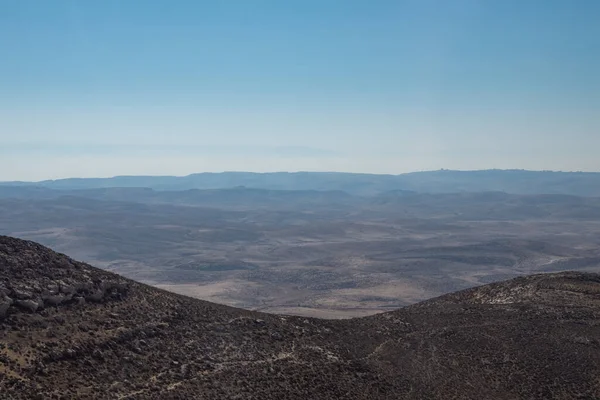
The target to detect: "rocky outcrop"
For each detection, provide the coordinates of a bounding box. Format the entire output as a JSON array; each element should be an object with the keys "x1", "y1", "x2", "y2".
[
  {"x1": 0, "y1": 279, "x2": 130, "y2": 318},
  {"x1": 0, "y1": 236, "x2": 130, "y2": 319}
]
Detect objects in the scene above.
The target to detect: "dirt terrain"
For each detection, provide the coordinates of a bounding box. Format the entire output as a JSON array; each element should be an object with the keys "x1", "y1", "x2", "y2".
[{"x1": 1, "y1": 236, "x2": 600, "y2": 399}]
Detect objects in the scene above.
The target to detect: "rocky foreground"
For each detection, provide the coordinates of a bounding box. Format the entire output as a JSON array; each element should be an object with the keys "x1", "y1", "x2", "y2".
[{"x1": 1, "y1": 235, "x2": 599, "y2": 399}]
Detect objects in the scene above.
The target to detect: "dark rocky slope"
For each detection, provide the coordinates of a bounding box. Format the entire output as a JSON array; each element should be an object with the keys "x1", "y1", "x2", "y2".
[{"x1": 1, "y1": 235, "x2": 599, "y2": 399}]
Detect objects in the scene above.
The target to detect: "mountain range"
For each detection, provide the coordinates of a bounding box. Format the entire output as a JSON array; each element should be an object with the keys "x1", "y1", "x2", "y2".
[{"x1": 4, "y1": 170, "x2": 600, "y2": 196}]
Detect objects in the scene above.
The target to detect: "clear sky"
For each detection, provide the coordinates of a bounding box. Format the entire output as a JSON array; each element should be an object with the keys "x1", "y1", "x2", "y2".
[{"x1": 1, "y1": 0, "x2": 599, "y2": 180}]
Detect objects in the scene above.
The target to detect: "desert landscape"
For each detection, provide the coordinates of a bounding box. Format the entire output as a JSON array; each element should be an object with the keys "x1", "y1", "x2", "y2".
[
  {"x1": 4, "y1": 1, "x2": 599, "y2": 397},
  {"x1": 2, "y1": 171, "x2": 599, "y2": 318}
]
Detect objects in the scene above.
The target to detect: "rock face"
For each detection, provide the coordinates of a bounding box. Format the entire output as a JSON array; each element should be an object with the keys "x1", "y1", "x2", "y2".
[{"x1": 1, "y1": 235, "x2": 600, "y2": 399}]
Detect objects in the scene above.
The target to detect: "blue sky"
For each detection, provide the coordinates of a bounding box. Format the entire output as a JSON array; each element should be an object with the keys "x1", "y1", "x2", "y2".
[{"x1": 1, "y1": 0, "x2": 599, "y2": 180}]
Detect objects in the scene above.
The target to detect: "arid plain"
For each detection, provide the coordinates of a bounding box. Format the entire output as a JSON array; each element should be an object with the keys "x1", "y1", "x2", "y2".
[{"x1": 2, "y1": 176, "x2": 599, "y2": 318}]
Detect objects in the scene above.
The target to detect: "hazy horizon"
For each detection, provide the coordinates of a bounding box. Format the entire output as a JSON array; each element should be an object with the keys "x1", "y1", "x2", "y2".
[
  {"x1": 2, "y1": 1, "x2": 599, "y2": 180},
  {"x1": 2, "y1": 168, "x2": 600, "y2": 185}
]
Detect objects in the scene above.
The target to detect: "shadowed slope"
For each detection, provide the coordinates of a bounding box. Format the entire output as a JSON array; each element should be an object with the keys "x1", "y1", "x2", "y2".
[{"x1": 1, "y1": 236, "x2": 599, "y2": 399}]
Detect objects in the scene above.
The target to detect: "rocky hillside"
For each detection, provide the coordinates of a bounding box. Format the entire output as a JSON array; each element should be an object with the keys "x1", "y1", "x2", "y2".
[{"x1": 1, "y1": 235, "x2": 599, "y2": 399}]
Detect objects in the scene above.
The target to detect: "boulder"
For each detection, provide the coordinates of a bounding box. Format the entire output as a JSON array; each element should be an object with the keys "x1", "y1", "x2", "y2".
[
  {"x1": 58, "y1": 281, "x2": 76, "y2": 295},
  {"x1": 12, "y1": 287, "x2": 34, "y2": 300},
  {"x1": 16, "y1": 299, "x2": 40, "y2": 313},
  {"x1": 74, "y1": 281, "x2": 93, "y2": 292},
  {"x1": 46, "y1": 282, "x2": 59, "y2": 295},
  {"x1": 85, "y1": 289, "x2": 105, "y2": 302},
  {"x1": 0, "y1": 296, "x2": 13, "y2": 318},
  {"x1": 42, "y1": 293, "x2": 72, "y2": 306}
]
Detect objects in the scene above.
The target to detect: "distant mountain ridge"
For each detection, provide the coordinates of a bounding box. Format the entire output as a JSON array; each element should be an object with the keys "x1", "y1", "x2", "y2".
[{"x1": 3, "y1": 169, "x2": 600, "y2": 196}]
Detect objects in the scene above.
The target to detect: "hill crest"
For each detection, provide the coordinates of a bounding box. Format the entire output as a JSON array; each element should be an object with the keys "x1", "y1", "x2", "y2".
[{"x1": 1, "y1": 235, "x2": 600, "y2": 399}]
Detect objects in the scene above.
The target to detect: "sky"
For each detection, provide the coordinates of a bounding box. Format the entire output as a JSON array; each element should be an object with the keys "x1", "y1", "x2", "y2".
[{"x1": 1, "y1": 0, "x2": 599, "y2": 180}]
